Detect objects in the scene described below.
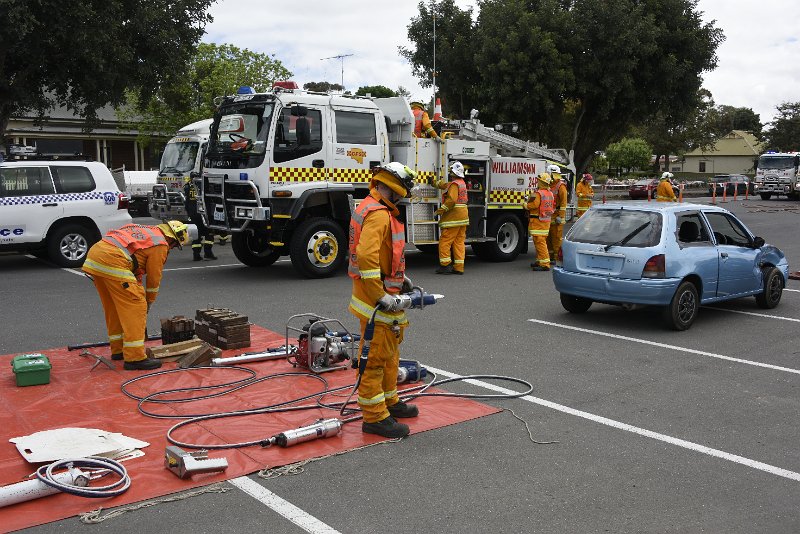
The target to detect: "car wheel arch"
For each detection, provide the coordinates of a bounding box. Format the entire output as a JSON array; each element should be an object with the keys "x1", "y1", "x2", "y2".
[
  {"x1": 681, "y1": 274, "x2": 703, "y2": 298},
  {"x1": 46, "y1": 217, "x2": 101, "y2": 243}
]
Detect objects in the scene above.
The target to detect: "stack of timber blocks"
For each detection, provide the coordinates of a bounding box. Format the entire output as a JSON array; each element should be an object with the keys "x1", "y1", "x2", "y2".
[
  {"x1": 195, "y1": 307, "x2": 251, "y2": 350},
  {"x1": 160, "y1": 315, "x2": 196, "y2": 345}
]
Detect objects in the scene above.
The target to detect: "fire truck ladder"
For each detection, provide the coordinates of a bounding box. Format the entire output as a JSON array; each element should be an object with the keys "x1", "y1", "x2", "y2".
[{"x1": 458, "y1": 120, "x2": 569, "y2": 165}]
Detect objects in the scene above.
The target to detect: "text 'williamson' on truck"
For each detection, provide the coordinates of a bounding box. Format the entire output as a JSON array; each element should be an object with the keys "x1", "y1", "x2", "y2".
[
  {"x1": 753, "y1": 151, "x2": 800, "y2": 200},
  {"x1": 201, "y1": 82, "x2": 574, "y2": 278}
]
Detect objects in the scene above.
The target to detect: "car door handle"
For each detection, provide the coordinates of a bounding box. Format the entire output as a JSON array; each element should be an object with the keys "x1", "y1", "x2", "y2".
[
  {"x1": 312, "y1": 159, "x2": 325, "y2": 168},
  {"x1": 42, "y1": 203, "x2": 58, "y2": 207},
  {"x1": 720, "y1": 252, "x2": 728, "y2": 258}
]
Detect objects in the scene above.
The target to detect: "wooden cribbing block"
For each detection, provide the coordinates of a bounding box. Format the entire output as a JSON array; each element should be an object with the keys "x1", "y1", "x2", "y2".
[
  {"x1": 146, "y1": 338, "x2": 203, "y2": 360},
  {"x1": 177, "y1": 343, "x2": 222, "y2": 368}
]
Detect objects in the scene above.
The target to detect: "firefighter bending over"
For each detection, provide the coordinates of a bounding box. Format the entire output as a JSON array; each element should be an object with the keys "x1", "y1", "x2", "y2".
[
  {"x1": 527, "y1": 172, "x2": 555, "y2": 271},
  {"x1": 547, "y1": 165, "x2": 568, "y2": 262},
  {"x1": 657, "y1": 172, "x2": 678, "y2": 202},
  {"x1": 575, "y1": 173, "x2": 594, "y2": 218},
  {"x1": 82, "y1": 221, "x2": 193, "y2": 370},
  {"x1": 410, "y1": 101, "x2": 441, "y2": 140},
  {"x1": 348, "y1": 162, "x2": 419, "y2": 438},
  {"x1": 434, "y1": 161, "x2": 469, "y2": 274}
]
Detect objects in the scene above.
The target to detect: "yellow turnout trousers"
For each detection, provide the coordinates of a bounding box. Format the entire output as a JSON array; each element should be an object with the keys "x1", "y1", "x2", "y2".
[
  {"x1": 91, "y1": 276, "x2": 148, "y2": 362},
  {"x1": 529, "y1": 219, "x2": 551, "y2": 267},
  {"x1": 356, "y1": 319, "x2": 405, "y2": 423},
  {"x1": 438, "y1": 226, "x2": 466, "y2": 273},
  {"x1": 547, "y1": 223, "x2": 564, "y2": 261}
]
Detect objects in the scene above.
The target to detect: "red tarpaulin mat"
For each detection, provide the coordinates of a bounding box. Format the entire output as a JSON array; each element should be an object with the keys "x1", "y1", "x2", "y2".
[{"x1": 0, "y1": 325, "x2": 498, "y2": 532}]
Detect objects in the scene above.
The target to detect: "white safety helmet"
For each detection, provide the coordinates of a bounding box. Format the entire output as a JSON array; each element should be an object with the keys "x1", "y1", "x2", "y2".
[
  {"x1": 372, "y1": 162, "x2": 417, "y2": 197},
  {"x1": 661, "y1": 171, "x2": 674, "y2": 180},
  {"x1": 547, "y1": 164, "x2": 561, "y2": 174},
  {"x1": 449, "y1": 161, "x2": 465, "y2": 179}
]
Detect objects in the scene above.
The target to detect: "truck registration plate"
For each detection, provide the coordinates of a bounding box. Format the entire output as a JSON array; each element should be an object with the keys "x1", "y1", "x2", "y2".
[{"x1": 213, "y1": 205, "x2": 225, "y2": 222}]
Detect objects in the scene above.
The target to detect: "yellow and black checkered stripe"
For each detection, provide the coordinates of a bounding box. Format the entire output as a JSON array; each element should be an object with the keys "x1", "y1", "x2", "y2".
[
  {"x1": 270, "y1": 167, "x2": 327, "y2": 182},
  {"x1": 489, "y1": 189, "x2": 527, "y2": 205},
  {"x1": 331, "y1": 168, "x2": 371, "y2": 183},
  {"x1": 416, "y1": 171, "x2": 436, "y2": 184}
]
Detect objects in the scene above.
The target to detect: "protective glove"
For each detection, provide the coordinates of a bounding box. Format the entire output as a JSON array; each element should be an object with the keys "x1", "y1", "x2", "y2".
[
  {"x1": 401, "y1": 275, "x2": 413, "y2": 293},
  {"x1": 555, "y1": 217, "x2": 564, "y2": 225},
  {"x1": 377, "y1": 293, "x2": 398, "y2": 312},
  {"x1": 435, "y1": 208, "x2": 445, "y2": 217}
]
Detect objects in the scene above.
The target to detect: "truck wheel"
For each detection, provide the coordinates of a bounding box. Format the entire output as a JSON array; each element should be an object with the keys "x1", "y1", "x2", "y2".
[
  {"x1": 560, "y1": 293, "x2": 592, "y2": 313},
  {"x1": 232, "y1": 232, "x2": 281, "y2": 267},
  {"x1": 47, "y1": 223, "x2": 96, "y2": 268},
  {"x1": 755, "y1": 266, "x2": 783, "y2": 309},
  {"x1": 472, "y1": 213, "x2": 523, "y2": 262},
  {"x1": 759, "y1": 193, "x2": 772, "y2": 200},
  {"x1": 663, "y1": 281, "x2": 698, "y2": 331},
  {"x1": 290, "y1": 217, "x2": 347, "y2": 278}
]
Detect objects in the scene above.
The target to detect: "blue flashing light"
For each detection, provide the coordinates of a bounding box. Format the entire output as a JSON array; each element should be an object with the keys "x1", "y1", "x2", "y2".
[
  {"x1": 240, "y1": 172, "x2": 248, "y2": 181},
  {"x1": 237, "y1": 86, "x2": 255, "y2": 95}
]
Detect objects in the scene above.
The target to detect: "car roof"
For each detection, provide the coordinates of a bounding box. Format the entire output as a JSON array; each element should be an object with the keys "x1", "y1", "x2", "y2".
[
  {"x1": 592, "y1": 202, "x2": 731, "y2": 215},
  {"x1": 0, "y1": 160, "x2": 102, "y2": 167}
]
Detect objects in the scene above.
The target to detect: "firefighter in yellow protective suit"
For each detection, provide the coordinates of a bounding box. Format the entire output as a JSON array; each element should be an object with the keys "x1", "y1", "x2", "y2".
[
  {"x1": 82, "y1": 221, "x2": 192, "y2": 370},
  {"x1": 348, "y1": 162, "x2": 419, "y2": 438},
  {"x1": 575, "y1": 173, "x2": 594, "y2": 218},
  {"x1": 547, "y1": 165, "x2": 568, "y2": 262},
  {"x1": 410, "y1": 101, "x2": 441, "y2": 140},
  {"x1": 434, "y1": 161, "x2": 469, "y2": 274},
  {"x1": 656, "y1": 171, "x2": 678, "y2": 202},
  {"x1": 527, "y1": 173, "x2": 555, "y2": 271}
]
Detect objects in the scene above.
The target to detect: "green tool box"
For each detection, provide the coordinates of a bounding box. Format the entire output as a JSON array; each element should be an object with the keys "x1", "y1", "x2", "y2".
[{"x1": 11, "y1": 353, "x2": 52, "y2": 387}]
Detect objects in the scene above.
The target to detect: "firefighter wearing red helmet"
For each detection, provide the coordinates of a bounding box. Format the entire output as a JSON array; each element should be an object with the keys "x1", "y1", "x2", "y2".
[
  {"x1": 348, "y1": 163, "x2": 419, "y2": 438},
  {"x1": 576, "y1": 173, "x2": 594, "y2": 218}
]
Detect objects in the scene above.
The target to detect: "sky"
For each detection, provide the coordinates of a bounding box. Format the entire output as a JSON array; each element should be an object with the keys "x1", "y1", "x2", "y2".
[{"x1": 203, "y1": 0, "x2": 799, "y2": 125}]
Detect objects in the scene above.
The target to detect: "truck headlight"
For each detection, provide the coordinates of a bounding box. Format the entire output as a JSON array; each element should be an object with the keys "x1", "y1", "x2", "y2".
[{"x1": 236, "y1": 207, "x2": 254, "y2": 219}]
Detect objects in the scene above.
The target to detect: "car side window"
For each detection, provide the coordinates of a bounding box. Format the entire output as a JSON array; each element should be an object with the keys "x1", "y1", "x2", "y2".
[
  {"x1": 51, "y1": 166, "x2": 95, "y2": 193},
  {"x1": 676, "y1": 212, "x2": 711, "y2": 245},
  {"x1": 703, "y1": 212, "x2": 751, "y2": 247},
  {"x1": 0, "y1": 167, "x2": 55, "y2": 197}
]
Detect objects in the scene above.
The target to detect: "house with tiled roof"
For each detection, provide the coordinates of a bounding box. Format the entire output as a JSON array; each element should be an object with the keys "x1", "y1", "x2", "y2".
[{"x1": 678, "y1": 130, "x2": 763, "y2": 175}]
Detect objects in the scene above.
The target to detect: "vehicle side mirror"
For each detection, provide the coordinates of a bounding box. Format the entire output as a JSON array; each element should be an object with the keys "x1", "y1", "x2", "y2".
[
  {"x1": 190, "y1": 171, "x2": 200, "y2": 179},
  {"x1": 752, "y1": 236, "x2": 765, "y2": 248}
]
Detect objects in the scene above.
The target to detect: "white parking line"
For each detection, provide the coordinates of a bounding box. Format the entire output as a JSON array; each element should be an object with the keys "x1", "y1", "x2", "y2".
[
  {"x1": 229, "y1": 476, "x2": 341, "y2": 533},
  {"x1": 163, "y1": 259, "x2": 291, "y2": 272},
  {"x1": 705, "y1": 307, "x2": 800, "y2": 323},
  {"x1": 784, "y1": 288, "x2": 800, "y2": 293},
  {"x1": 426, "y1": 365, "x2": 800, "y2": 483},
  {"x1": 528, "y1": 319, "x2": 800, "y2": 375}
]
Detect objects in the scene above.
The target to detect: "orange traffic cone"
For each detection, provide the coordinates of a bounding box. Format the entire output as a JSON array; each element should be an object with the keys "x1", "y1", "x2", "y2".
[{"x1": 433, "y1": 98, "x2": 443, "y2": 121}]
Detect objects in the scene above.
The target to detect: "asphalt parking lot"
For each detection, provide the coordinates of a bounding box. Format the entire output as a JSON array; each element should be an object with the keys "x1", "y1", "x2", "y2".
[{"x1": 2, "y1": 196, "x2": 799, "y2": 533}]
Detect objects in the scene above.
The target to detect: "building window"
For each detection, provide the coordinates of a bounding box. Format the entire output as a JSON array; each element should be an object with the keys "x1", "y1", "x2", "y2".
[{"x1": 699, "y1": 161, "x2": 706, "y2": 173}]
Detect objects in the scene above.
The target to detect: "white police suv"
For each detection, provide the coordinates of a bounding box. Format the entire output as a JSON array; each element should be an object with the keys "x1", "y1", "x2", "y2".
[{"x1": 0, "y1": 160, "x2": 132, "y2": 267}]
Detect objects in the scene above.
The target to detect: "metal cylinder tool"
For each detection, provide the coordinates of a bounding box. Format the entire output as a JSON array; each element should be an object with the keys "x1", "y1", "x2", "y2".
[{"x1": 260, "y1": 418, "x2": 343, "y2": 448}]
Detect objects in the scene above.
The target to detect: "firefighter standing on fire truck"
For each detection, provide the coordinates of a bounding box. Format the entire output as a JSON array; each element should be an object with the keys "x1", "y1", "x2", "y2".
[
  {"x1": 434, "y1": 161, "x2": 469, "y2": 274},
  {"x1": 82, "y1": 221, "x2": 193, "y2": 370},
  {"x1": 527, "y1": 172, "x2": 555, "y2": 271},
  {"x1": 348, "y1": 162, "x2": 420, "y2": 439},
  {"x1": 410, "y1": 101, "x2": 441, "y2": 140},
  {"x1": 575, "y1": 173, "x2": 594, "y2": 218},
  {"x1": 547, "y1": 165, "x2": 568, "y2": 262}
]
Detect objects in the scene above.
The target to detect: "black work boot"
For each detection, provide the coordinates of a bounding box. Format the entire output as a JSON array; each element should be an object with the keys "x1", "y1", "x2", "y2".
[
  {"x1": 388, "y1": 401, "x2": 419, "y2": 418},
  {"x1": 123, "y1": 358, "x2": 162, "y2": 371},
  {"x1": 435, "y1": 264, "x2": 454, "y2": 275},
  {"x1": 204, "y1": 244, "x2": 217, "y2": 260},
  {"x1": 111, "y1": 353, "x2": 123, "y2": 361},
  {"x1": 362, "y1": 416, "x2": 410, "y2": 438},
  {"x1": 192, "y1": 246, "x2": 203, "y2": 261}
]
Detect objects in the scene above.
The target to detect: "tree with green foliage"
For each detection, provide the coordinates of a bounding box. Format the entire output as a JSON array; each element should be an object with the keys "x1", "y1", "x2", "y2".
[
  {"x1": 0, "y1": 0, "x2": 213, "y2": 142},
  {"x1": 403, "y1": 0, "x2": 723, "y2": 176},
  {"x1": 303, "y1": 81, "x2": 344, "y2": 93},
  {"x1": 119, "y1": 43, "x2": 291, "y2": 142},
  {"x1": 708, "y1": 105, "x2": 762, "y2": 138},
  {"x1": 355, "y1": 86, "x2": 397, "y2": 98},
  {"x1": 763, "y1": 102, "x2": 800, "y2": 151},
  {"x1": 605, "y1": 138, "x2": 653, "y2": 173}
]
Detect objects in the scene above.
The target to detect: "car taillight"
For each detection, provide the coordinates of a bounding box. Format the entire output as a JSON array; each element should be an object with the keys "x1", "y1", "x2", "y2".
[
  {"x1": 642, "y1": 254, "x2": 665, "y2": 279},
  {"x1": 118, "y1": 193, "x2": 129, "y2": 210},
  {"x1": 556, "y1": 247, "x2": 563, "y2": 267}
]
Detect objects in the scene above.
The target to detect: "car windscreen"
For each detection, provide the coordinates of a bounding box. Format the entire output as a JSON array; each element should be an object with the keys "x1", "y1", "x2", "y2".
[{"x1": 568, "y1": 209, "x2": 662, "y2": 247}]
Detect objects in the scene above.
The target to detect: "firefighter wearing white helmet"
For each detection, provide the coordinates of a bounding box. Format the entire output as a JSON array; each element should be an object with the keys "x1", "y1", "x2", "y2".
[
  {"x1": 434, "y1": 161, "x2": 469, "y2": 274},
  {"x1": 527, "y1": 172, "x2": 556, "y2": 270},
  {"x1": 547, "y1": 165, "x2": 568, "y2": 262},
  {"x1": 348, "y1": 162, "x2": 419, "y2": 438},
  {"x1": 657, "y1": 171, "x2": 678, "y2": 202},
  {"x1": 575, "y1": 173, "x2": 594, "y2": 218},
  {"x1": 82, "y1": 221, "x2": 195, "y2": 370}
]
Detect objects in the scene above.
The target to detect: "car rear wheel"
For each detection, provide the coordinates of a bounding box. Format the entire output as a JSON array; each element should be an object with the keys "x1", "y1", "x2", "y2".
[
  {"x1": 663, "y1": 281, "x2": 698, "y2": 331},
  {"x1": 47, "y1": 223, "x2": 96, "y2": 268},
  {"x1": 755, "y1": 266, "x2": 783, "y2": 309},
  {"x1": 560, "y1": 293, "x2": 592, "y2": 314}
]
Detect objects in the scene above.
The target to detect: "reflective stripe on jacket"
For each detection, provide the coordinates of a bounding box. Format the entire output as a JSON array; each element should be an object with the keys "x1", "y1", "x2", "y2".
[
  {"x1": 348, "y1": 196, "x2": 406, "y2": 293},
  {"x1": 438, "y1": 178, "x2": 469, "y2": 228},
  {"x1": 576, "y1": 181, "x2": 593, "y2": 211},
  {"x1": 103, "y1": 224, "x2": 167, "y2": 261},
  {"x1": 550, "y1": 178, "x2": 568, "y2": 220},
  {"x1": 412, "y1": 108, "x2": 437, "y2": 138},
  {"x1": 527, "y1": 189, "x2": 554, "y2": 236}
]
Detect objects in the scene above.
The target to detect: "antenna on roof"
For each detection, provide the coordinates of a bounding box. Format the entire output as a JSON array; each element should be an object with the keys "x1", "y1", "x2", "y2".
[{"x1": 320, "y1": 54, "x2": 354, "y2": 91}]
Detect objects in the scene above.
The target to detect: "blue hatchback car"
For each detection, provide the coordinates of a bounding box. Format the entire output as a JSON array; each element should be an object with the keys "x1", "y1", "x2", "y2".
[{"x1": 552, "y1": 203, "x2": 788, "y2": 330}]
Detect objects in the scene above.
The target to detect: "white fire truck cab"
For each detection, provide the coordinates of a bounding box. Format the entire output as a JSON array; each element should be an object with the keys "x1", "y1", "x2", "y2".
[
  {"x1": 202, "y1": 83, "x2": 573, "y2": 278},
  {"x1": 753, "y1": 151, "x2": 800, "y2": 200}
]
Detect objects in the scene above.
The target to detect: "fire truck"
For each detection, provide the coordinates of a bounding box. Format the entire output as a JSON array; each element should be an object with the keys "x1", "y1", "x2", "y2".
[
  {"x1": 149, "y1": 119, "x2": 212, "y2": 220},
  {"x1": 202, "y1": 83, "x2": 574, "y2": 278},
  {"x1": 753, "y1": 151, "x2": 800, "y2": 200}
]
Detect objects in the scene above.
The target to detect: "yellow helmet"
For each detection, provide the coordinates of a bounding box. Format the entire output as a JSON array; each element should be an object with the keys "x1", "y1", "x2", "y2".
[
  {"x1": 158, "y1": 220, "x2": 190, "y2": 249},
  {"x1": 371, "y1": 162, "x2": 417, "y2": 198},
  {"x1": 409, "y1": 101, "x2": 426, "y2": 110},
  {"x1": 537, "y1": 172, "x2": 552, "y2": 186}
]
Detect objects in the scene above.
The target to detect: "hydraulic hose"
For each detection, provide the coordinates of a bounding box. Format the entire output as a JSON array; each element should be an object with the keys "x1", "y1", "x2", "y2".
[
  {"x1": 36, "y1": 457, "x2": 131, "y2": 498},
  {"x1": 339, "y1": 307, "x2": 378, "y2": 416}
]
